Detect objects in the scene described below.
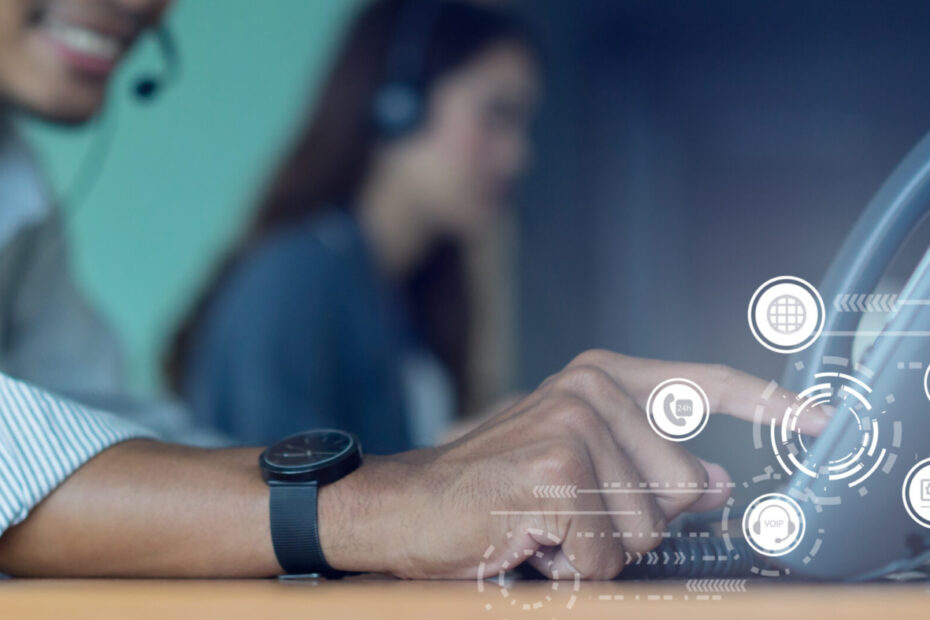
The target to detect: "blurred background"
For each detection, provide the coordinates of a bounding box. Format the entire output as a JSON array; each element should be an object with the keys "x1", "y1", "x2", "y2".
[{"x1": 17, "y1": 0, "x2": 930, "y2": 478}]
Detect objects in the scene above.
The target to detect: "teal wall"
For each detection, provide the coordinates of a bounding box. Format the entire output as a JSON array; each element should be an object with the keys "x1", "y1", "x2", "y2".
[{"x1": 20, "y1": 0, "x2": 360, "y2": 394}]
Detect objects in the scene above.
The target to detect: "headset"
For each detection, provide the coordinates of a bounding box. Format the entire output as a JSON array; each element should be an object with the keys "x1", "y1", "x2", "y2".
[
  {"x1": 370, "y1": 0, "x2": 442, "y2": 139},
  {"x1": 752, "y1": 506, "x2": 797, "y2": 544},
  {"x1": 56, "y1": 6, "x2": 930, "y2": 583},
  {"x1": 65, "y1": 25, "x2": 178, "y2": 207},
  {"x1": 26, "y1": 23, "x2": 180, "y2": 319},
  {"x1": 133, "y1": 26, "x2": 180, "y2": 101}
]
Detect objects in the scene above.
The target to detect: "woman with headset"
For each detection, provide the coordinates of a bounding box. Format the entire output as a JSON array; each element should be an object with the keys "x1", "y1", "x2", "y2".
[
  {"x1": 0, "y1": 0, "x2": 840, "y2": 580},
  {"x1": 167, "y1": 0, "x2": 541, "y2": 452}
]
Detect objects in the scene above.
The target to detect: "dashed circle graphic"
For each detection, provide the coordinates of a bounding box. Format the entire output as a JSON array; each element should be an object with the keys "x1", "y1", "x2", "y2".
[
  {"x1": 721, "y1": 469, "x2": 828, "y2": 578},
  {"x1": 752, "y1": 357, "x2": 900, "y2": 494},
  {"x1": 476, "y1": 528, "x2": 580, "y2": 619}
]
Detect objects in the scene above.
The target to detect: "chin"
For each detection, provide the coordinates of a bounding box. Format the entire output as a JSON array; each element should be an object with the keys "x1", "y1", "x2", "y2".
[
  {"x1": 42, "y1": 103, "x2": 102, "y2": 125},
  {"x1": 19, "y1": 85, "x2": 105, "y2": 125}
]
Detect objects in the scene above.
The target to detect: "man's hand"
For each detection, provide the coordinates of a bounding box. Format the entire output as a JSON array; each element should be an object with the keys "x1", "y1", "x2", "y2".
[
  {"x1": 0, "y1": 350, "x2": 827, "y2": 579},
  {"x1": 320, "y1": 350, "x2": 830, "y2": 579}
]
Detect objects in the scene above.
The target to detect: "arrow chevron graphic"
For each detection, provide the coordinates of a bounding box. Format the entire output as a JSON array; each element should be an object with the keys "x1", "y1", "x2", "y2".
[
  {"x1": 833, "y1": 293, "x2": 898, "y2": 313},
  {"x1": 623, "y1": 548, "x2": 686, "y2": 566},
  {"x1": 532, "y1": 484, "x2": 578, "y2": 498},
  {"x1": 686, "y1": 579, "x2": 747, "y2": 593}
]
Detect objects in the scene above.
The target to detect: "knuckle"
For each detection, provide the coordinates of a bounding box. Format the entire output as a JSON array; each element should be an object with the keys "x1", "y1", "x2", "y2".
[
  {"x1": 545, "y1": 394, "x2": 603, "y2": 434},
  {"x1": 569, "y1": 348, "x2": 613, "y2": 369},
  {"x1": 557, "y1": 453, "x2": 591, "y2": 483},
  {"x1": 530, "y1": 440, "x2": 591, "y2": 483},
  {"x1": 538, "y1": 370, "x2": 561, "y2": 390},
  {"x1": 551, "y1": 365, "x2": 616, "y2": 397}
]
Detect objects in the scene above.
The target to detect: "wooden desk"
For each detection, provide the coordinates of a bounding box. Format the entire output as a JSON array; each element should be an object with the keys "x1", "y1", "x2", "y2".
[{"x1": 1, "y1": 577, "x2": 927, "y2": 619}]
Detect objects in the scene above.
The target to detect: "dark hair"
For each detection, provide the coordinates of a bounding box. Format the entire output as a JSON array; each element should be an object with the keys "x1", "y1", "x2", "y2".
[{"x1": 166, "y1": 0, "x2": 538, "y2": 408}]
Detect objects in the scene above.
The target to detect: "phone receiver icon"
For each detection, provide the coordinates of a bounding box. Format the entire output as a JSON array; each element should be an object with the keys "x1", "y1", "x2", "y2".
[{"x1": 663, "y1": 393, "x2": 694, "y2": 427}]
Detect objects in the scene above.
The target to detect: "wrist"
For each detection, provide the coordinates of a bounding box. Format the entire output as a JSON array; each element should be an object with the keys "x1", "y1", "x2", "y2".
[{"x1": 317, "y1": 454, "x2": 418, "y2": 574}]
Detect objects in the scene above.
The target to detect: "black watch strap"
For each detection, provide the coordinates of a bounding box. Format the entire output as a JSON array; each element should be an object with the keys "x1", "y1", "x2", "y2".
[{"x1": 269, "y1": 483, "x2": 346, "y2": 577}]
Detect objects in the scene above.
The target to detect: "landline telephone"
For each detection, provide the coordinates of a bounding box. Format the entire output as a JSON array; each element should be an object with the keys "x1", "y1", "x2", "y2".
[{"x1": 626, "y1": 128, "x2": 930, "y2": 581}]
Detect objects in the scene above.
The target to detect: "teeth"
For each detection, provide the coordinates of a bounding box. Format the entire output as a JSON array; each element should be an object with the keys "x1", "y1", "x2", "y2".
[{"x1": 45, "y1": 20, "x2": 121, "y2": 61}]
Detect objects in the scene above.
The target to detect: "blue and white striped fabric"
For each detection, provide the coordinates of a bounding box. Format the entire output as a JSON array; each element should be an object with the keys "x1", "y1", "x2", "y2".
[{"x1": 0, "y1": 371, "x2": 155, "y2": 536}]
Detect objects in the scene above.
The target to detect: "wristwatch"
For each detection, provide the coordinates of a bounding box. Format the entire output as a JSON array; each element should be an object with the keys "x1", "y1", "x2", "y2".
[{"x1": 259, "y1": 429, "x2": 363, "y2": 577}]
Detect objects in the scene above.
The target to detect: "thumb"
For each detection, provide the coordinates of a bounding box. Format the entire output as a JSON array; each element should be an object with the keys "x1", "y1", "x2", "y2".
[{"x1": 686, "y1": 458, "x2": 732, "y2": 512}]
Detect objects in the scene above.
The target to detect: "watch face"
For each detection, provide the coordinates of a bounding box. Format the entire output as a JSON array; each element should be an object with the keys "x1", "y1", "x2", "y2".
[{"x1": 264, "y1": 430, "x2": 355, "y2": 471}]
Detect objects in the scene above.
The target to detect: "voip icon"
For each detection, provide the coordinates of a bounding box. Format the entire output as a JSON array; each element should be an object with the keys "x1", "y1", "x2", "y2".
[
  {"x1": 752, "y1": 505, "x2": 797, "y2": 544},
  {"x1": 742, "y1": 493, "x2": 806, "y2": 557}
]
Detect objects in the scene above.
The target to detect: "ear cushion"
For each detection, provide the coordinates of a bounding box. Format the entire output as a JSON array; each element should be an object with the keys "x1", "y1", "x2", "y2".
[
  {"x1": 372, "y1": 82, "x2": 423, "y2": 137},
  {"x1": 786, "y1": 517, "x2": 796, "y2": 536},
  {"x1": 753, "y1": 518, "x2": 762, "y2": 535}
]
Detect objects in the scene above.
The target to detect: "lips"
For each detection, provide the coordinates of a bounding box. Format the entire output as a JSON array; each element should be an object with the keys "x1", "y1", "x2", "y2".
[{"x1": 38, "y1": 17, "x2": 129, "y2": 79}]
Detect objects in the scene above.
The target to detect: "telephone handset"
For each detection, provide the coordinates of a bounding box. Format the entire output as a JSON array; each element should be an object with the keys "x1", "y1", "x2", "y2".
[
  {"x1": 775, "y1": 128, "x2": 930, "y2": 580},
  {"x1": 662, "y1": 393, "x2": 692, "y2": 427},
  {"x1": 628, "y1": 129, "x2": 930, "y2": 582}
]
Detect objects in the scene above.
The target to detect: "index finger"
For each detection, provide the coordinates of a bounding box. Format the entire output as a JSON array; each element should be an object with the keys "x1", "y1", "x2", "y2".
[{"x1": 569, "y1": 350, "x2": 832, "y2": 435}]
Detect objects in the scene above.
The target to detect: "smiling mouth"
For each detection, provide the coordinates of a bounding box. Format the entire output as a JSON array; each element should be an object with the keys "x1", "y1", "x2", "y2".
[{"x1": 33, "y1": 9, "x2": 136, "y2": 79}]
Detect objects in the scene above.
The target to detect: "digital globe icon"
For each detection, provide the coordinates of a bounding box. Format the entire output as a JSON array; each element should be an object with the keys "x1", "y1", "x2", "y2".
[{"x1": 749, "y1": 276, "x2": 824, "y2": 354}]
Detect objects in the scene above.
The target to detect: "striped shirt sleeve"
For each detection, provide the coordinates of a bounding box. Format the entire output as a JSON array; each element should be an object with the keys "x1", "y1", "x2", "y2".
[{"x1": 0, "y1": 371, "x2": 156, "y2": 535}]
